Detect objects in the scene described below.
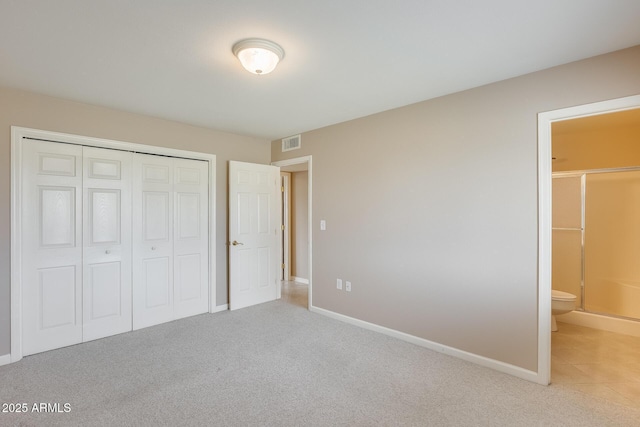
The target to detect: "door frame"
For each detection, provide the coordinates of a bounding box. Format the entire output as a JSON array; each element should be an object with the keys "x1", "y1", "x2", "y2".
[
  {"x1": 537, "y1": 94, "x2": 640, "y2": 385},
  {"x1": 281, "y1": 172, "x2": 291, "y2": 283},
  {"x1": 10, "y1": 126, "x2": 217, "y2": 364},
  {"x1": 272, "y1": 156, "x2": 312, "y2": 309}
]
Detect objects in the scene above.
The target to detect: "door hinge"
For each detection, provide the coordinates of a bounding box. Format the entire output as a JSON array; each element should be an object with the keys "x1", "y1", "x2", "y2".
[
  {"x1": 281, "y1": 185, "x2": 284, "y2": 192},
  {"x1": 281, "y1": 263, "x2": 285, "y2": 269},
  {"x1": 281, "y1": 224, "x2": 285, "y2": 231}
]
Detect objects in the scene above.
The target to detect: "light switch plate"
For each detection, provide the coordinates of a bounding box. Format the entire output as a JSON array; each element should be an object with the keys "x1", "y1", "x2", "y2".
[{"x1": 320, "y1": 220, "x2": 326, "y2": 230}]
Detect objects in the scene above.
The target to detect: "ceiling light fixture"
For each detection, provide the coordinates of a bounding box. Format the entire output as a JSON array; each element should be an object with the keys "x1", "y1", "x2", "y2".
[{"x1": 232, "y1": 38, "x2": 284, "y2": 75}]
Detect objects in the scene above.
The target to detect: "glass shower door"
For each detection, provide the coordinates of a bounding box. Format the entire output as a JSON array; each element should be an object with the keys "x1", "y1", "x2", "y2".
[
  {"x1": 584, "y1": 171, "x2": 640, "y2": 320},
  {"x1": 552, "y1": 175, "x2": 583, "y2": 308}
]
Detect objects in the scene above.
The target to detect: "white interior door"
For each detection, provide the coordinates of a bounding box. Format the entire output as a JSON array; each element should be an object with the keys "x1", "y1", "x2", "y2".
[
  {"x1": 133, "y1": 154, "x2": 174, "y2": 329},
  {"x1": 22, "y1": 140, "x2": 83, "y2": 356},
  {"x1": 229, "y1": 161, "x2": 281, "y2": 310},
  {"x1": 82, "y1": 146, "x2": 132, "y2": 341},
  {"x1": 173, "y1": 158, "x2": 209, "y2": 319}
]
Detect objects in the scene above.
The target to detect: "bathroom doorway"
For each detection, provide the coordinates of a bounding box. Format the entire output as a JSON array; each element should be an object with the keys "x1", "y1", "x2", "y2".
[{"x1": 538, "y1": 94, "x2": 640, "y2": 386}]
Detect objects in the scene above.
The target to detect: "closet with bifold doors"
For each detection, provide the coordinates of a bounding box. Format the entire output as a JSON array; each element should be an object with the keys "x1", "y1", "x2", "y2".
[{"x1": 21, "y1": 139, "x2": 209, "y2": 356}]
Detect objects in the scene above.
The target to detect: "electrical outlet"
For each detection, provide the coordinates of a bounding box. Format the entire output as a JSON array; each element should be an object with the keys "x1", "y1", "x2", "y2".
[
  {"x1": 336, "y1": 278, "x2": 342, "y2": 290},
  {"x1": 345, "y1": 281, "x2": 351, "y2": 292}
]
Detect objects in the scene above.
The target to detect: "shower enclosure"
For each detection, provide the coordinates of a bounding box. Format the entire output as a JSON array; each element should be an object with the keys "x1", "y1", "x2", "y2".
[{"x1": 553, "y1": 169, "x2": 640, "y2": 321}]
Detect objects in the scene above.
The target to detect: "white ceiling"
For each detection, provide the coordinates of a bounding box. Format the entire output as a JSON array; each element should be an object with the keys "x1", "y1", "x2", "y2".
[{"x1": 1, "y1": 1, "x2": 639, "y2": 140}]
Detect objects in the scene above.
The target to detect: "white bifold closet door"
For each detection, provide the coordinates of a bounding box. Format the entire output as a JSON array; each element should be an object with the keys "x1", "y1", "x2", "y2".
[
  {"x1": 22, "y1": 141, "x2": 132, "y2": 355},
  {"x1": 22, "y1": 140, "x2": 83, "y2": 356},
  {"x1": 132, "y1": 153, "x2": 209, "y2": 330},
  {"x1": 82, "y1": 146, "x2": 133, "y2": 342}
]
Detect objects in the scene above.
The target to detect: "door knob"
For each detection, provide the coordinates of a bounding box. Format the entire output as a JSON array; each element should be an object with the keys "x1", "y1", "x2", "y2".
[
  {"x1": 105, "y1": 250, "x2": 111, "y2": 254},
  {"x1": 231, "y1": 240, "x2": 244, "y2": 246},
  {"x1": 151, "y1": 246, "x2": 157, "y2": 250}
]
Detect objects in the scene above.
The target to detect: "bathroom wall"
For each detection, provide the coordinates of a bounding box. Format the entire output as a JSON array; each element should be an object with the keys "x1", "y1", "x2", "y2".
[{"x1": 552, "y1": 108, "x2": 640, "y2": 172}]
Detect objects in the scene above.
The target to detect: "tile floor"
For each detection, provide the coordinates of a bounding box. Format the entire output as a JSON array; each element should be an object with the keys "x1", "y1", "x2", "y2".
[
  {"x1": 281, "y1": 280, "x2": 309, "y2": 308},
  {"x1": 552, "y1": 321, "x2": 640, "y2": 408}
]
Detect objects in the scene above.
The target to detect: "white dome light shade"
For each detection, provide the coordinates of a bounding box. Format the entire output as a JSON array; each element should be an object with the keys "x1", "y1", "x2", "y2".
[{"x1": 232, "y1": 39, "x2": 284, "y2": 75}]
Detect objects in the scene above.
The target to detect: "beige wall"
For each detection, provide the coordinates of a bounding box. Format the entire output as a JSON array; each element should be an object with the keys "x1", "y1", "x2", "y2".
[
  {"x1": 552, "y1": 109, "x2": 640, "y2": 172},
  {"x1": 0, "y1": 86, "x2": 270, "y2": 356},
  {"x1": 271, "y1": 46, "x2": 640, "y2": 371},
  {"x1": 291, "y1": 171, "x2": 309, "y2": 280}
]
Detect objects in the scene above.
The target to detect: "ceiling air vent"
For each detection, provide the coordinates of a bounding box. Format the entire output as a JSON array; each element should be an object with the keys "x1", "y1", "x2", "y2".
[{"x1": 282, "y1": 134, "x2": 301, "y2": 152}]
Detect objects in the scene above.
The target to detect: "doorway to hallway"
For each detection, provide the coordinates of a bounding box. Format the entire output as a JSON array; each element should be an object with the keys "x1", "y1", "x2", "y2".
[{"x1": 272, "y1": 156, "x2": 313, "y2": 309}]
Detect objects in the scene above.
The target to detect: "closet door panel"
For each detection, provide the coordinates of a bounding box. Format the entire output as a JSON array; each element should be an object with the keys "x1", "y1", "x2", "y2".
[
  {"x1": 22, "y1": 140, "x2": 83, "y2": 356},
  {"x1": 176, "y1": 254, "x2": 201, "y2": 300},
  {"x1": 144, "y1": 192, "x2": 170, "y2": 240},
  {"x1": 87, "y1": 262, "x2": 122, "y2": 319},
  {"x1": 39, "y1": 266, "x2": 78, "y2": 330},
  {"x1": 82, "y1": 147, "x2": 132, "y2": 342},
  {"x1": 143, "y1": 257, "x2": 171, "y2": 308},
  {"x1": 133, "y1": 154, "x2": 174, "y2": 329},
  {"x1": 89, "y1": 189, "x2": 120, "y2": 244},
  {"x1": 40, "y1": 187, "x2": 76, "y2": 246},
  {"x1": 173, "y1": 159, "x2": 209, "y2": 319}
]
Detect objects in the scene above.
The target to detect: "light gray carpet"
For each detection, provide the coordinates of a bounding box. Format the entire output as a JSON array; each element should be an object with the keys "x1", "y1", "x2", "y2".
[{"x1": 1, "y1": 296, "x2": 640, "y2": 426}]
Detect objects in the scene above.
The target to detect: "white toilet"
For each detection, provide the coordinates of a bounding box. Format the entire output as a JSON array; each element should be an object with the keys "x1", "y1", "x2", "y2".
[{"x1": 551, "y1": 290, "x2": 576, "y2": 331}]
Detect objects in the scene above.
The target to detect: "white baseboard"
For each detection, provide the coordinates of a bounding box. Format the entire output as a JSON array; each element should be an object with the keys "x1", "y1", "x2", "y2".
[
  {"x1": 310, "y1": 305, "x2": 542, "y2": 384},
  {"x1": 212, "y1": 304, "x2": 228, "y2": 313},
  {"x1": 0, "y1": 353, "x2": 11, "y2": 366},
  {"x1": 291, "y1": 277, "x2": 309, "y2": 285},
  {"x1": 560, "y1": 311, "x2": 640, "y2": 337}
]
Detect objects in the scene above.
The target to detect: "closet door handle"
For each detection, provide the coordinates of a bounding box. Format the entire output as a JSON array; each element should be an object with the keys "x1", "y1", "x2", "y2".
[
  {"x1": 105, "y1": 250, "x2": 111, "y2": 254},
  {"x1": 151, "y1": 246, "x2": 157, "y2": 251},
  {"x1": 231, "y1": 240, "x2": 244, "y2": 246}
]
